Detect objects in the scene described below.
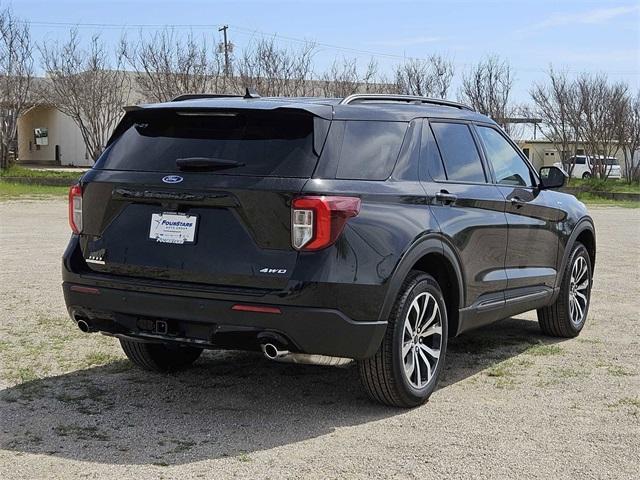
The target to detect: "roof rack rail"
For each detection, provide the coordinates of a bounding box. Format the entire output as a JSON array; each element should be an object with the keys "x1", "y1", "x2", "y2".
[
  {"x1": 171, "y1": 93, "x2": 243, "y2": 102},
  {"x1": 340, "y1": 94, "x2": 474, "y2": 111}
]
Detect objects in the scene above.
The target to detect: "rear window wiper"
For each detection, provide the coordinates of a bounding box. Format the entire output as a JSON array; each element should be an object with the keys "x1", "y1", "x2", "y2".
[{"x1": 176, "y1": 157, "x2": 245, "y2": 171}]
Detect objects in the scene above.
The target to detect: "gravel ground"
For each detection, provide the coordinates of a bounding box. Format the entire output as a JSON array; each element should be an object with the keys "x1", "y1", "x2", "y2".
[{"x1": 0, "y1": 199, "x2": 638, "y2": 480}]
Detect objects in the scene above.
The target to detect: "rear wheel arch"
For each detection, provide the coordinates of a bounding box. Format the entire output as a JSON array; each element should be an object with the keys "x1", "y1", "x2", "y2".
[{"x1": 380, "y1": 237, "x2": 464, "y2": 337}]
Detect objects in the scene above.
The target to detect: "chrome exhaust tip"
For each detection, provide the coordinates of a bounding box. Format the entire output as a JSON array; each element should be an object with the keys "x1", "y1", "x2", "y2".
[
  {"x1": 76, "y1": 319, "x2": 91, "y2": 333},
  {"x1": 261, "y1": 343, "x2": 289, "y2": 360},
  {"x1": 260, "y1": 342, "x2": 352, "y2": 367}
]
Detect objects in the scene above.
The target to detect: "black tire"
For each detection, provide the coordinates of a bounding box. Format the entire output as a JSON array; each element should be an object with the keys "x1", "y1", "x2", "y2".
[
  {"x1": 119, "y1": 338, "x2": 203, "y2": 372},
  {"x1": 358, "y1": 271, "x2": 448, "y2": 408},
  {"x1": 537, "y1": 242, "x2": 592, "y2": 338},
  {"x1": 582, "y1": 172, "x2": 592, "y2": 179}
]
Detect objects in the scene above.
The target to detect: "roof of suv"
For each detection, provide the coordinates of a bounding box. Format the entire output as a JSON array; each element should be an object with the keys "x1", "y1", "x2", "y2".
[{"x1": 131, "y1": 93, "x2": 493, "y2": 124}]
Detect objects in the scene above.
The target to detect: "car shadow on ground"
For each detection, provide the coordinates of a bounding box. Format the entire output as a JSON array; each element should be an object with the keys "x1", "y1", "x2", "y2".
[{"x1": 0, "y1": 317, "x2": 563, "y2": 466}]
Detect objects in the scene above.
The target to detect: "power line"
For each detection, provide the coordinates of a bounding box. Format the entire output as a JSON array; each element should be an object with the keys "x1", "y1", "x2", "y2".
[
  {"x1": 27, "y1": 20, "x2": 214, "y2": 29},
  {"x1": 228, "y1": 25, "x2": 418, "y2": 61},
  {"x1": 21, "y1": 20, "x2": 640, "y2": 76}
]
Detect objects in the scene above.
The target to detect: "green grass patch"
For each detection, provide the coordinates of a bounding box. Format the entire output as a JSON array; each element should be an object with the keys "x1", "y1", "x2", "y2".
[
  {"x1": 525, "y1": 342, "x2": 564, "y2": 356},
  {"x1": 0, "y1": 165, "x2": 85, "y2": 180},
  {"x1": 0, "y1": 181, "x2": 68, "y2": 199},
  {"x1": 169, "y1": 439, "x2": 197, "y2": 454},
  {"x1": 83, "y1": 351, "x2": 122, "y2": 367},
  {"x1": 614, "y1": 397, "x2": 640, "y2": 408},
  {"x1": 12, "y1": 367, "x2": 40, "y2": 384},
  {"x1": 550, "y1": 367, "x2": 588, "y2": 379},
  {"x1": 606, "y1": 365, "x2": 633, "y2": 377},
  {"x1": 236, "y1": 452, "x2": 252, "y2": 462},
  {"x1": 487, "y1": 363, "x2": 513, "y2": 378},
  {"x1": 53, "y1": 424, "x2": 110, "y2": 441},
  {"x1": 608, "y1": 397, "x2": 640, "y2": 416},
  {"x1": 577, "y1": 337, "x2": 603, "y2": 345},
  {"x1": 485, "y1": 360, "x2": 523, "y2": 389},
  {"x1": 568, "y1": 178, "x2": 640, "y2": 194},
  {"x1": 573, "y1": 192, "x2": 640, "y2": 208}
]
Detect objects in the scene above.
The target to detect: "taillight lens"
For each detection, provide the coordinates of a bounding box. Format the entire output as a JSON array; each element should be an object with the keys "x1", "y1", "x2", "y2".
[
  {"x1": 68, "y1": 184, "x2": 83, "y2": 234},
  {"x1": 291, "y1": 196, "x2": 361, "y2": 251}
]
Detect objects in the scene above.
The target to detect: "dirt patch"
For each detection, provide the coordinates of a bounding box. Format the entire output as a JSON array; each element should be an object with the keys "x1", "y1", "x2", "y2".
[{"x1": 1, "y1": 201, "x2": 638, "y2": 479}]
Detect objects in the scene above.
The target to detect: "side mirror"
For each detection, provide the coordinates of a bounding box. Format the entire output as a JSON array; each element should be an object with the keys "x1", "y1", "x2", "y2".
[{"x1": 539, "y1": 166, "x2": 567, "y2": 189}]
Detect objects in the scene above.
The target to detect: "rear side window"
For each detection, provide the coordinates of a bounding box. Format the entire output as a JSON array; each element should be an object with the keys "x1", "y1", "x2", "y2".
[
  {"x1": 336, "y1": 121, "x2": 407, "y2": 180},
  {"x1": 95, "y1": 110, "x2": 320, "y2": 177},
  {"x1": 421, "y1": 120, "x2": 446, "y2": 181},
  {"x1": 430, "y1": 122, "x2": 486, "y2": 183}
]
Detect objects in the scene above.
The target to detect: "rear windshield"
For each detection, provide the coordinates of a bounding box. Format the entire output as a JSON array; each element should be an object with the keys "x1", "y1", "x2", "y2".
[{"x1": 95, "y1": 110, "x2": 322, "y2": 177}]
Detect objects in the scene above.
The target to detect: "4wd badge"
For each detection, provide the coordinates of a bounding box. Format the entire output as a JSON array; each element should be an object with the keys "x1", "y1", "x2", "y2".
[{"x1": 259, "y1": 268, "x2": 288, "y2": 274}]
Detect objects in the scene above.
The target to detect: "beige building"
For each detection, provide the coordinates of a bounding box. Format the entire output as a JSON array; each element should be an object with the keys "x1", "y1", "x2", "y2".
[
  {"x1": 16, "y1": 73, "x2": 142, "y2": 167},
  {"x1": 516, "y1": 139, "x2": 629, "y2": 170},
  {"x1": 17, "y1": 104, "x2": 91, "y2": 167}
]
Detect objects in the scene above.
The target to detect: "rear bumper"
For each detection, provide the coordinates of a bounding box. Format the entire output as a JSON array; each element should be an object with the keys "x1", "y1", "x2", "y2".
[{"x1": 62, "y1": 281, "x2": 387, "y2": 359}]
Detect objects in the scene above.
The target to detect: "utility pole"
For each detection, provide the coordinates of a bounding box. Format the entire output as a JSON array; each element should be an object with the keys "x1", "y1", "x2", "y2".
[{"x1": 218, "y1": 25, "x2": 230, "y2": 77}]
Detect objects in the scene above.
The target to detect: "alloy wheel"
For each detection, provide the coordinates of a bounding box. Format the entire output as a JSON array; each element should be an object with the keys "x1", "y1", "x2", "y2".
[
  {"x1": 402, "y1": 292, "x2": 443, "y2": 389},
  {"x1": 568, "y1": 256, "x2": 589, "y2": 326}
]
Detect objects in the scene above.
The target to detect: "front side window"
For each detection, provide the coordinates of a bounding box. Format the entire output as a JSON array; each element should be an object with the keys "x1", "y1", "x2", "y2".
[
  {"x1": 477, "y1": 126, "x2": 534, "y2": 187},
  {"x1": 430, "y1": 122, "x2": 486, "y2": 183}
]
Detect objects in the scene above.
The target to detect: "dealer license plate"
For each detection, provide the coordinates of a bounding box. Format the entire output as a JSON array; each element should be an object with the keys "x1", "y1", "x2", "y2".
[{"x1": 149, "y1": 212, "x2": 197, "y2": 244}]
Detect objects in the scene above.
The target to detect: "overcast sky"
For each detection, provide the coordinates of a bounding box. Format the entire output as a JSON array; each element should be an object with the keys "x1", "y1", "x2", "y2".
[{"x1": 13, "y1": 0, "x2": 640, "y2": 103}]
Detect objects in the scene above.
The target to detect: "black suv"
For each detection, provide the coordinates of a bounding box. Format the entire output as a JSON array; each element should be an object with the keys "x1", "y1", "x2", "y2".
[{"x1": 63, "y1": 93, "x2": 595, "y2": 408}]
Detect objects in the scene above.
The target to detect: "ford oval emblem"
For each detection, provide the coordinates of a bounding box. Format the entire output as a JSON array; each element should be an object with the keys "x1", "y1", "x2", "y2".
[{"x1": 162, "y1": 175, "x2": 183, "y2": 184}]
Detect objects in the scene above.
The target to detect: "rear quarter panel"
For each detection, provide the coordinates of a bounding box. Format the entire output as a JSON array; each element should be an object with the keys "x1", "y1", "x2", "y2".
[{"x1": 296, "y1": 178, "x2": 438, "y2": 321}]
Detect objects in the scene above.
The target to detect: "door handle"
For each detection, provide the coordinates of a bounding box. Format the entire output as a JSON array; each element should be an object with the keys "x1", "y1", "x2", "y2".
[
  {"x1": 435, "y1": 191, "x2": 457, "y2": 205},
  {"x1": 510, "y1": 196, "x2": 525, "y2": 208}
]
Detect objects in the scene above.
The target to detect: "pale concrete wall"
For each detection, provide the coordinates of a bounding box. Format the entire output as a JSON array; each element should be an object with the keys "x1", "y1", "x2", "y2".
[
  {"x1": 17, "y1": 106, "x2": 92, "y2": 167},
  {"x1": 517, "y1": 140, "x2": 628, "y2": 171}
]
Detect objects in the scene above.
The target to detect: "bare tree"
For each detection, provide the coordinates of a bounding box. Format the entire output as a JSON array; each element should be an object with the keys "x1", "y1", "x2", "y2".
[
  {"x1": 394, "y1": 55, "x2": 453, "y2": 99},
  {"x1": 530, "y1": 68, "x2": 581, "y2": 176},
  {"x1": 236, "y1": 37, "x2": 315, "y2": 96},
  {"x1": 320, "y1": 57, "x2": 380, "y2": 97},
  {"x1": 573, "y1": 73, "x2": 628, "y2": 180},
  {"x1": 459, "y1": 55, "x2": 514, "y2": 131},
  {"x1": 0, "y1": 7, "x2": 33, "y2": 169},
  {"x1": 121, "y1": 29, "x2": 226, "y2": 103},
  {"x1": 39, "y1": 30, "x2": 130, "y2": 162},
  {"x1": 618, "y1": 90, "x2": 640, "y2": 181}
]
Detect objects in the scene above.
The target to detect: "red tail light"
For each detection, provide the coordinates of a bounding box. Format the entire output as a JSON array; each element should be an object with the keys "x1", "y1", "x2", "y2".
[
  {"x1": 68, "y1": 184, "x2": 83, "y2": 234},
  {"x1": 291, "y1": 196, "x2": 361, "y2": 251}
]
